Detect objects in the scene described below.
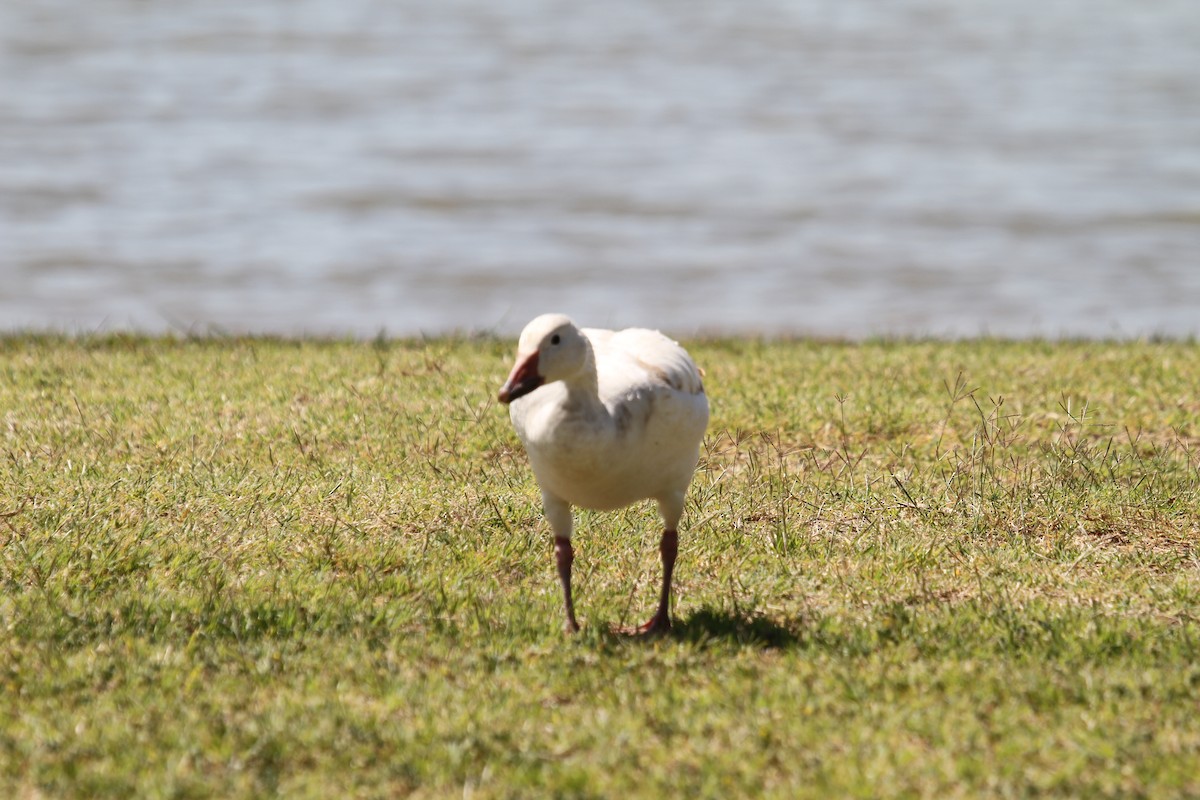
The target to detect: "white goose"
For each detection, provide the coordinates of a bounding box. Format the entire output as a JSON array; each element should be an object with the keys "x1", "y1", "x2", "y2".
[{"x1": 497, "y1": 313, "x2": 709, "y2": 634}]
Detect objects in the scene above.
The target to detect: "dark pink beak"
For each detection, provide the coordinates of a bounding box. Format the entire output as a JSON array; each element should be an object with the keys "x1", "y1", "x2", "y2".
[{"x1": 498, "y1": 352, "x2": 543, "y2": 404}]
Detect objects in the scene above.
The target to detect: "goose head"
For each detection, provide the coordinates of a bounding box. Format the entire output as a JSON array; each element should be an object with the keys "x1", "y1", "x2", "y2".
[{"x1": 498, "y1": 314, "x2": 590, "y2": 404}]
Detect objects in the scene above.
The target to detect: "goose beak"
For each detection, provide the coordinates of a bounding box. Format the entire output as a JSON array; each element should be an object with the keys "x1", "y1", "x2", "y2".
[{"x1": 498, "y1": 352, "x2": 543, "y2": 404}]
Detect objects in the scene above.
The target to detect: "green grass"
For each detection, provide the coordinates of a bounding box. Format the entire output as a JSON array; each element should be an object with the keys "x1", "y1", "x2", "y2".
[{"x1": 1, "y1": 334, "x2": 1198, "y2": 798}]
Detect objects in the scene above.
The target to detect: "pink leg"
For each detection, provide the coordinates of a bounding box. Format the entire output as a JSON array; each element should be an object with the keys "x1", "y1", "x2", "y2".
[
  {"x1": 555, "y1": 536, "x2": 581, "y2": 633},
  {"x1": 636, "y1": 529, "x2": 677, "y2": 635}
]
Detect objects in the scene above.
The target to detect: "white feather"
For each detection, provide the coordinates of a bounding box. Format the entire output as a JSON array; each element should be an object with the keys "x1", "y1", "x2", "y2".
[{"x1": 503, "y1": 315, "x2": 709, "y2": 536}]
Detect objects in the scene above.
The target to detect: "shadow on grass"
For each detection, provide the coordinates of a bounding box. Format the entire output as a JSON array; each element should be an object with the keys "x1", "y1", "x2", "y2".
[{"x1": 668, "y1": 606, "x2": 800, "y2": 649}]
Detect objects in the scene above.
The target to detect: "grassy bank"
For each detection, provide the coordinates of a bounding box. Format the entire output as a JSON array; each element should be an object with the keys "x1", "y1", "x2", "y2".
[{"x1": 1, "y1": 334, "x2": 1198, "y2": 798}]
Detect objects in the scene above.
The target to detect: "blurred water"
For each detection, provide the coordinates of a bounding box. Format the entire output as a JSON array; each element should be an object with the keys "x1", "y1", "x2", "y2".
[{"x1": 1, "y1": 0, "x2": 1198, "y2": 337}]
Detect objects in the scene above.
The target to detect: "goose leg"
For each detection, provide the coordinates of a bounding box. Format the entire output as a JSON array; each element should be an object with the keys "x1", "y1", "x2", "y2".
[
  {"x1": 637, "y1": 528, "x2": 676, "y2": 634},
  {"x1": 543, "y1": 493, "x2": 580, "y2": 634},
  {"x1": 555, "y1": 536, "x2": 581, "y2": 633}
]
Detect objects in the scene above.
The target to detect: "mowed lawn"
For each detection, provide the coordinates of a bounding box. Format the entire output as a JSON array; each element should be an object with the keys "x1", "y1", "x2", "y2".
[{"x1": 1, "y1": 334, "x2": 1198, "y2": 798}]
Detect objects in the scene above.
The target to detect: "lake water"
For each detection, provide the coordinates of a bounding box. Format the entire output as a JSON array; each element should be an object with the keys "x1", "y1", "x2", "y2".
[{"x1": 2, "y1": 0, "x2": 1198, "y2": 338}]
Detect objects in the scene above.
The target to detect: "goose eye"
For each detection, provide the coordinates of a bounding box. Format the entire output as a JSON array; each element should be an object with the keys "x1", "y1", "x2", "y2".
[{"x1": 551, "y1": 334, "x2": 561, "y2": 345}]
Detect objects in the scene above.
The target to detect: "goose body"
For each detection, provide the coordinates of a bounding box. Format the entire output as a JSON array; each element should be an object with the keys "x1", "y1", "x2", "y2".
[{"x1": 498, "y1": 313, "x2": 709, "y2": 634}]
